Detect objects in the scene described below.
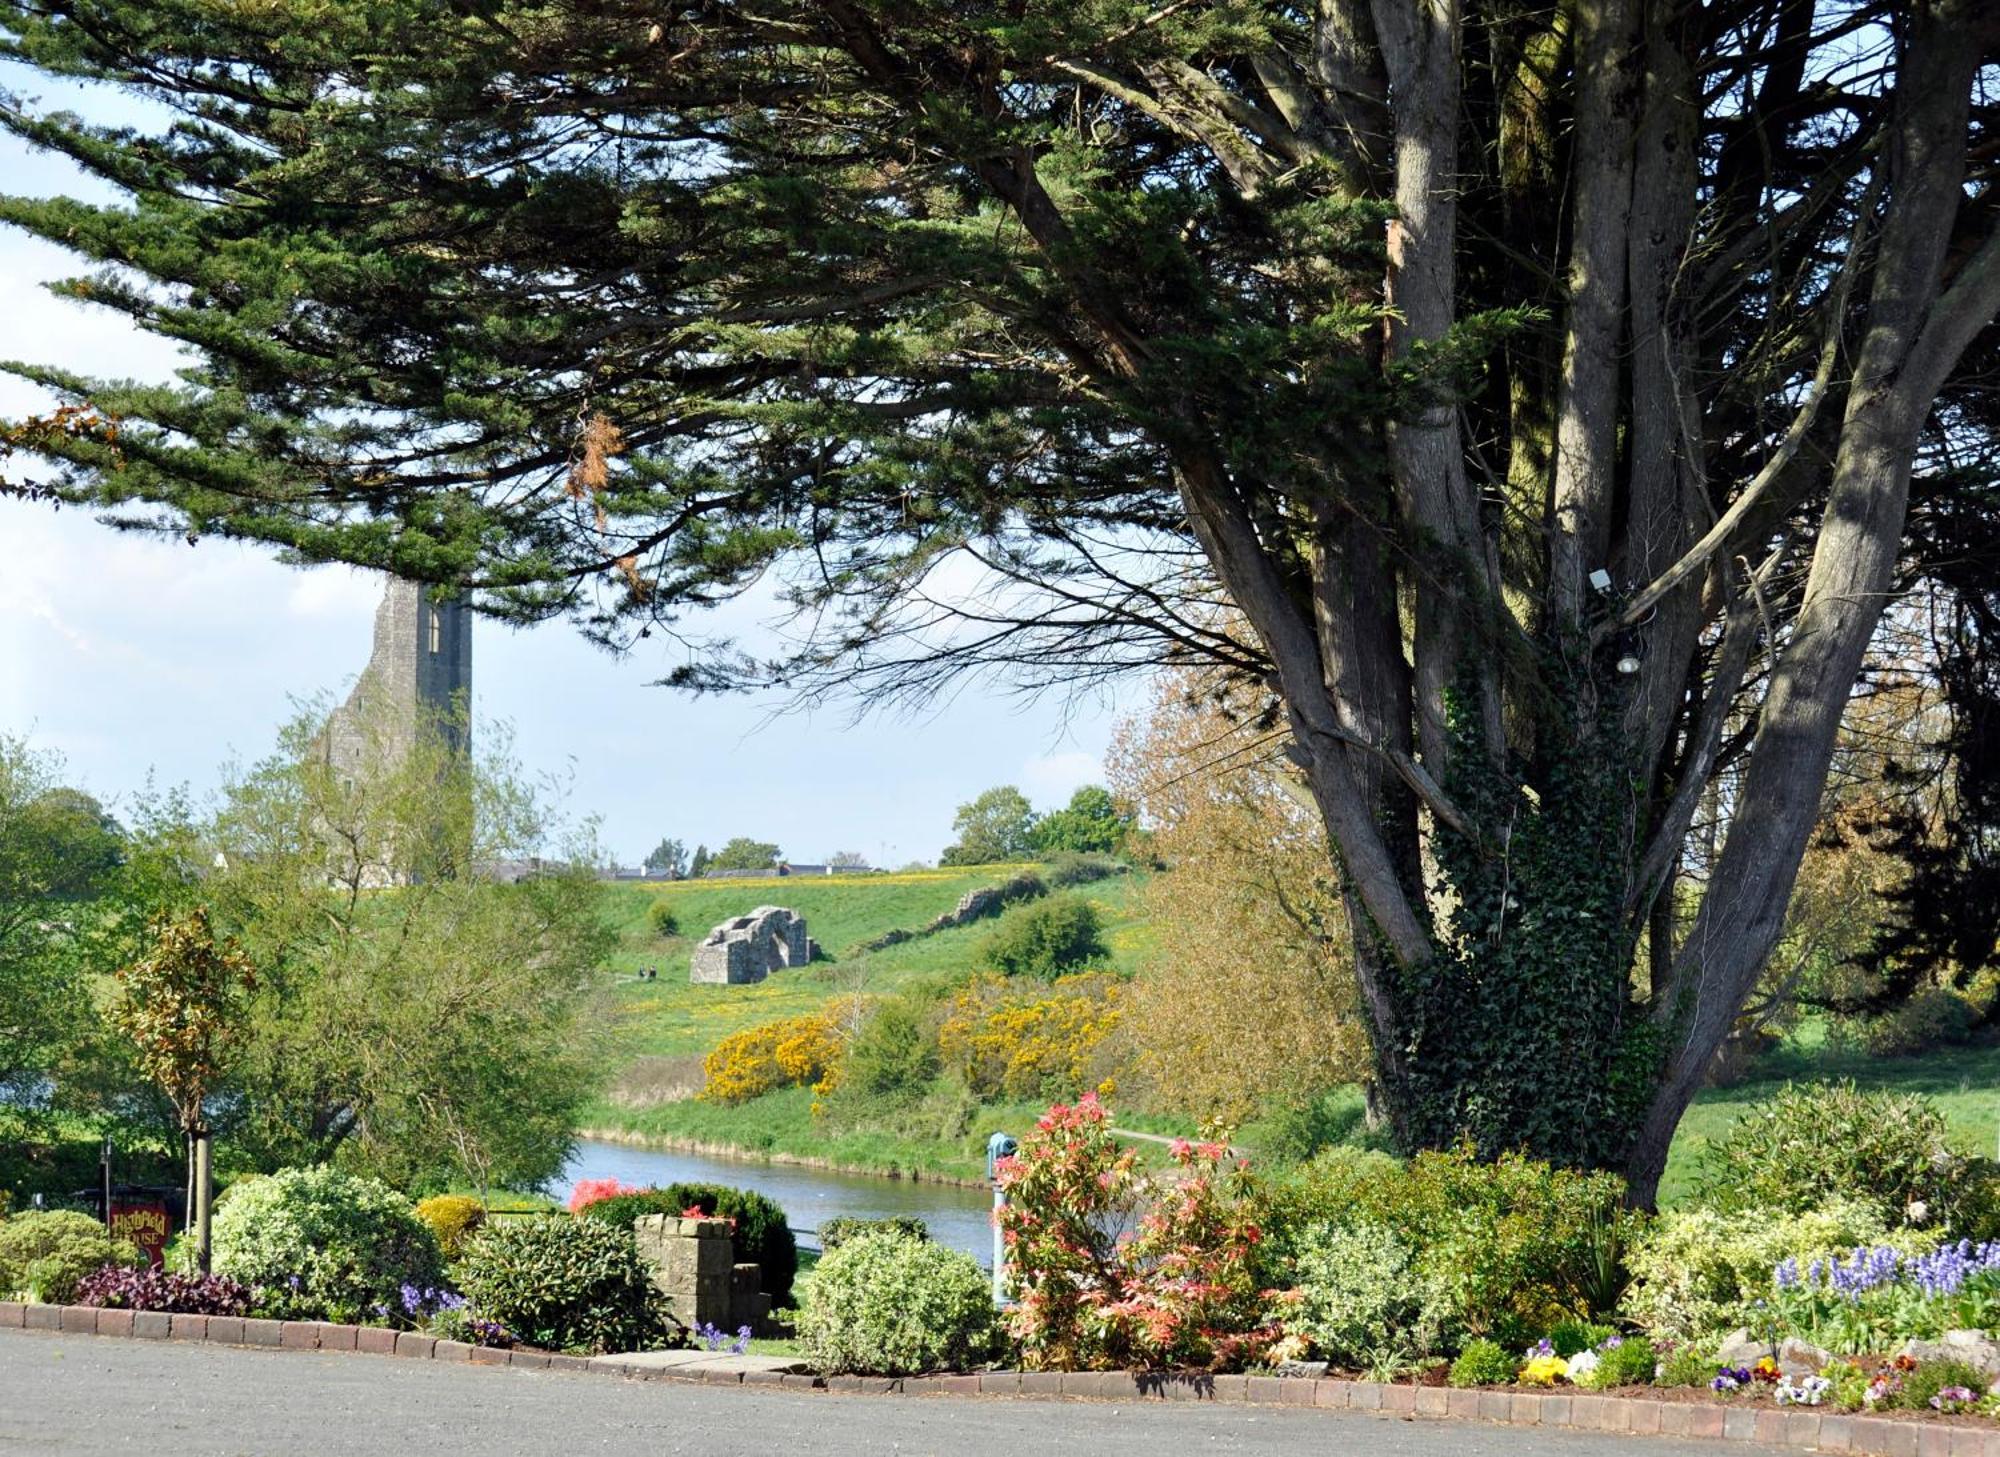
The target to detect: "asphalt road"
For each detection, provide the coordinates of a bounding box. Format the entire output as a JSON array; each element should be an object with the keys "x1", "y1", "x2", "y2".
[{"x1": 0, "y1": 1330, "x2": 1785, "y2": 1457}]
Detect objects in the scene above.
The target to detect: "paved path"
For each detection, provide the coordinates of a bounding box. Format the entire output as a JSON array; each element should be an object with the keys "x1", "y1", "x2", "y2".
[{"x1": 0, "y1": 1329, "x2": 1783, "y2": 1457}]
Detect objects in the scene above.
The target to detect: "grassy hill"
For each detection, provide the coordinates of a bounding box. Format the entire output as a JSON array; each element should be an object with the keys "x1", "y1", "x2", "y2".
[{"x1": 581, "y1": 864, "x2": 2000, "y2": 1194}]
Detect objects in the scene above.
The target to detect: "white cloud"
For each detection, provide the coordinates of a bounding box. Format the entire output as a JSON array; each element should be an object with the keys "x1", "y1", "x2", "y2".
[
  {"x1": 286, "y1": 565, "x2": 383, "y2": 620},
  {"x1": 1020, "y1": 750, "x2": 1101, "y2": 807}
]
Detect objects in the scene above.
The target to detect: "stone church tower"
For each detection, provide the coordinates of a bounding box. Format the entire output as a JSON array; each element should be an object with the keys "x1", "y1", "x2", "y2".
[{"x1": 324, "y1": 575, "x2": 473, "y2": 793}]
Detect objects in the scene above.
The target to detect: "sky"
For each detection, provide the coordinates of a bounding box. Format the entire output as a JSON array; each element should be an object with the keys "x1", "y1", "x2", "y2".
[{"x1": 0, "y1": 66, "x2": 1141, "y2": 869}]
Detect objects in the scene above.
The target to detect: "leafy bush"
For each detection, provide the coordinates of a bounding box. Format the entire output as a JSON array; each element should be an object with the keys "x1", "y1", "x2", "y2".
[
  {"x1": 820, "y1": 1216, "x2": 929, "y2": 1250},
  {"x1": 700, "y1": 1006, "x2": 848, "y2": 1105},
  {"x1": 455, "y1": 1216, "x2": 668, "y2": 1354},
  {"x1": 645, "y1": 900, "x2": 680, "y2": 939},
  {"x1": 1280, "y1": 1220, "x2": 1451, "y2": 1375},
  {"x1": 1044, "y1": 853, "x2": 1124, "y2": 888},
  {"x1": 577, "y1": 1183, "x2": 797, "y2": 1307},
  {"x1": 794, "y1": 1231, "x2": 1001, "y2": 1375},
  {"x1": 73, "y1": 1265, "x2": 252, "y2": 1315},
  {"x1": 1269, "y1": 1144, "x2": 1634, "y2": 1345},
  {"x1": 1577, "y1": 1334, "x2": 1656, "y2": 1390},
  {"x1": 1620, "y1": 1200, "x2": 1933, "y2": 1340},
  {"x1": 842, "y1": 999, "x2": 940, "y2": 1098},
  {"x1": 1654, "y1": 1340, "x2": 1716, "y2": 1388},
  {"x1": 1855, "y1": 988, "x2": 1979, "y2": 1058},
  {"x1": 0, "y1": 1211, "x2": 145, "y2": 1304},
  {"x1": 937, "y1": 972, "x2": 1123, "y2": 1101},
  {"x1": 1546, "y1": 1318, "x2": 1616, "y2": 1357},
  {"x1": 997, "y1": 1095, "x2": 1268, "y2": 1371},
  {"x1": 1448, "y1": 1338, "x2": 1516, "y2": 1387},
  {"x1": 1697, "y1": 1082, "x2": 1984, "y2": 1234},
  {"x1": 414, "y1": 1195, "x2": 486, "y2": 1260},
  {"x1": 209, "y1": 1166, "x2": 444, "y2": 1323},
  {"x1": 981, "y1": 896, "x2": 1107, "y2": 979}
]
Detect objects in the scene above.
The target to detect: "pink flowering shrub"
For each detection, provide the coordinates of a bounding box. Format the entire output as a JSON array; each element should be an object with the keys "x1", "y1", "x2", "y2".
[
  {"x1": 995, "y1": 1094, "x2": 1273, "y2": 1371},
  {"x1": 565, "y1": 1178, "x2": 641, "y2": 1213}
]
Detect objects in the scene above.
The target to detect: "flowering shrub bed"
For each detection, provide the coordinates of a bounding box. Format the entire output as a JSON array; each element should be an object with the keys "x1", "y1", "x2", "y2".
[
  {"x1": 1772, "y1": 1239, "x2": 2000, "y2": 1350},
  {"x1": 74, "y1": 1264, "x2": 252, "y2": 1315},
  {"x1": 0, "y1": 1211, "x2": 145, "y2": 1305},
  {"x1": 996, "y1": 1094, "x2": 1270, "y2": 1371}
]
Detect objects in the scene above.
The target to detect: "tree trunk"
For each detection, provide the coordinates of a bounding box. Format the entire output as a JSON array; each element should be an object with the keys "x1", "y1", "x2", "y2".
[{"x1": 193, "y1": 1125, "x2": 214, "y2": 1274}]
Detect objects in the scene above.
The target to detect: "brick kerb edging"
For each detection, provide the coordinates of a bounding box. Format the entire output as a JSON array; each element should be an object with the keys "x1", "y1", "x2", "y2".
[{"x1": 4, "y1": 1302, "x2": 1994, "y2": 1456}]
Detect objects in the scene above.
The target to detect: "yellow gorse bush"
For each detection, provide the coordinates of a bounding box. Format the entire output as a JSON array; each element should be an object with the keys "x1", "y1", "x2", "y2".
[
  {"x1": 937, "y1": 973, "x2": 1123, "y2": 1101},
  {"x1": 701, "y1": 1000, "x2": 860, "y2": 1104}
]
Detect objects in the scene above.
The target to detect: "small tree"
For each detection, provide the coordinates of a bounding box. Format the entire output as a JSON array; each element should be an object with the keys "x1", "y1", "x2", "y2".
[
  {"x1": 709, "y1": 838, "x2": 781, "y2": 873},
  {"x1": 940, "y1": 787, "x2": 1038, "y2": 866},
  {"x1": 1029, "y1": 787, "x2": 1130, "y2": 857},
  {"x1": 642, "y1": 837, "x2": 687, "y2": 879},
  {"x1": 688, "y1": 844, "x2": 711, "y2": 879},
  {"x1": 110, "y1": 906, "x2": 255, "y2": 1272},
  {"x1": 827, "y1": 850, "x2": 869, "y2": 870}
]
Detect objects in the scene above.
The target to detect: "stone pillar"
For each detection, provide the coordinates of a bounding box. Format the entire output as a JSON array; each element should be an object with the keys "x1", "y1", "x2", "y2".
[{"x1": 633, "y1": 1215, "x2": 736, "y2": 1328}]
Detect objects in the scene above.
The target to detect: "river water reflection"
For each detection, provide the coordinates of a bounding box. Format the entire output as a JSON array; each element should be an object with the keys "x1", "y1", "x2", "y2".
[{"x1": 553, "y1": 1139, "x2": 998, "y2": 1266}]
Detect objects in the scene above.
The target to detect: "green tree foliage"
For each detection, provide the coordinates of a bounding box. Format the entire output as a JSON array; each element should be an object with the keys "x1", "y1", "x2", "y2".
[
  {"x1": 1029, "y1": 787, "x2": 1130, "y2": 857},
  {"x1": 4, "y1": 0, "x2": 1997, "y2": 1200},
  {"x1": 105, "y1": 700, "x2": 612, "y2": 1193},
  {"x1": 707, "y1": 838, "x2": 780, "y2": 874},
  {"x1": 642, "y1": 837, "x2": 686, "y2": 879},
  {"x1": 0, "y1": 737, "x2": 111, "y2": 1100},
  {"x1": 940, "y1": 787, "x2": 1037, "y2": 867},
  {"x1": 688, "y1": 845, "x2": 710, "y2": 879},
  {"x1": 110, "y1": 907, "x2": 255, "y2": 1142}
]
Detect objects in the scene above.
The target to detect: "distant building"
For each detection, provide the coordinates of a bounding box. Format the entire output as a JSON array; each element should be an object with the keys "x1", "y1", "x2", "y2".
[
  {"x1": 321, "y1": 575, "x2": 473, "y2": 885},
  {"x1": 325, "y1": 576, "x2": 472, "y2": 772}
]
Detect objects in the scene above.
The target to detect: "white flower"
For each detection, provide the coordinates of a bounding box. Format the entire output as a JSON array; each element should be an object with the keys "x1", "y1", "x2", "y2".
[
  {"x1": 1907, "y1": 1200, "x2": 1930, "y2": 1225},
  {"x1": 1566, "y1": 1350, "x2": 1601, "y2": 1383}
]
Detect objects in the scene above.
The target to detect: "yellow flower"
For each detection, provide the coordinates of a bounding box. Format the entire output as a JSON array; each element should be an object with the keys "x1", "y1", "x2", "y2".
[{"x1": 1519, "y1": 1355, "x2": 1568, "y2": 1387}]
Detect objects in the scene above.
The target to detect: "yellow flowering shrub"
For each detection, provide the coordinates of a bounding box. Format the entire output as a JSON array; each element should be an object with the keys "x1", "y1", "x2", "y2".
[
  {"x1": 413, "y1": 1194, "x2": 486, "y2": 1260},
  {"x1": 702, "y1": 999, "x2": 861, "y2": 1104},
  {"x1": 937, "y1": 973, "x2": 1123, "y2": 1101}
]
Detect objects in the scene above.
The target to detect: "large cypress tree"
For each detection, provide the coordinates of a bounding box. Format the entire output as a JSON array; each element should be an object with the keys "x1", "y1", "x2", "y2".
[{"x1": 2, "y1": 0, "x2": 1997, "y2": 1201}]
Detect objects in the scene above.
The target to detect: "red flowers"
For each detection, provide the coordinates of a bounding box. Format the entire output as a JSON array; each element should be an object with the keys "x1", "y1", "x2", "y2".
[{"x1": 565, "y1": 1177, "x2": 640, "y2": 1213}]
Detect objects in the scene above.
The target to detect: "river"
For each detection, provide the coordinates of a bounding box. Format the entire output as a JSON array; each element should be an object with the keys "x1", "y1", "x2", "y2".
[{"x1": 552, "y1": 1138, "x2": 999, "y2": 1267}]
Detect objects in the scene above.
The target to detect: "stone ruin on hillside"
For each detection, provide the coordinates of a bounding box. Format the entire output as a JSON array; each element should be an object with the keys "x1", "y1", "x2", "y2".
[{"x1": 689, "y1": 906, "x2": 819, "y2": 984}]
